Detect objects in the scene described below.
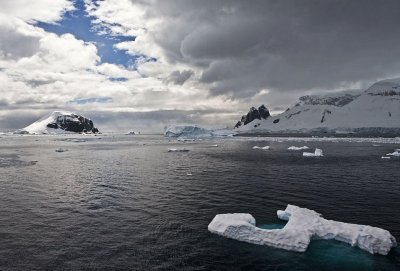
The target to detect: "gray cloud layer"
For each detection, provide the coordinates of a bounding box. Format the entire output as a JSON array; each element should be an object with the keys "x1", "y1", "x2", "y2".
[{"x1": 137, "y1": 0, "x2": 400, "y2": 97}]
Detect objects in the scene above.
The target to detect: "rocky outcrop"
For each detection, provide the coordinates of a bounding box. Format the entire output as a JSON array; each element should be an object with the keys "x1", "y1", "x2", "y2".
[
  {"x1": 234, "y1": 105, "x2": 270, "y2": 128},
  {"x1": 46, "y1": 113, "x2": 97, "y2": 133}
]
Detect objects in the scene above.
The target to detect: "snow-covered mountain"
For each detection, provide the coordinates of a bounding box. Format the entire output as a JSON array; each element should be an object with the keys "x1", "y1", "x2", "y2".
[
  {"x1": 15, "y1": 111, "x2": 100, "y2": 134},
  {"x1": 234, "y1": 78, "x2": 400, "y2": 134}
]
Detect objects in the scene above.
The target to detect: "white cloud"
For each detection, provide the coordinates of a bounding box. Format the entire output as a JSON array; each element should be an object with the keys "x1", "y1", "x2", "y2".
[{"x1": 0, "y1": 0, "x2": 74, "y2": 23}]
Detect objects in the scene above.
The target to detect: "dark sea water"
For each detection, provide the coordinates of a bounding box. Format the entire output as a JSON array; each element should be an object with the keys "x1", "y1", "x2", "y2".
[{"x1": 0, "y1": 134, "x2": 399, "y2": 271}]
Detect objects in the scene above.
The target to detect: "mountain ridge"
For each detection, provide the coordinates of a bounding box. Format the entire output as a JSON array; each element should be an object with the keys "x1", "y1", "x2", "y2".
[{"x1": 234, "y1": 78, "x2": 400, "y2": 134}]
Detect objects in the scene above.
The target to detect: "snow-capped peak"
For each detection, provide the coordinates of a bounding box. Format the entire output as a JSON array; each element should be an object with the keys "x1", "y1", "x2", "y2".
[{"x1": 16, "y1": 111, "x2": 99, "y2": 134}]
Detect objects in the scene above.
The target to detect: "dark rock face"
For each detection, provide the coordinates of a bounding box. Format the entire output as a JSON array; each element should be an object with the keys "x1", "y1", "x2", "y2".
[
  {"x1": 320, "y1": 109, "x2": 332, "y2": 123},
  {"x1": 47, "y1": 114, "x2": 99, "y2": 133},
  {"x1": 234, "y1": 121, "x2": 242, "y2": 128},
  {"x1": 258, "y1": 105, "x2": 270, "y2": 119},
  {"x1": 299, "y1": 94, "x2": 359, "y2": 107},
  {"x1": 244, "y1": 107, "x2": 261, "y2": 125},
  {"x1": 234, "y1": 105, "x2": 270, "y2": 128}
]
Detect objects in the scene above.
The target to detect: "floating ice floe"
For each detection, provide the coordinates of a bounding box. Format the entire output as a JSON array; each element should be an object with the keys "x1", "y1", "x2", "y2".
[
  {"x1": 63, "y1": 138, "x2": 86, "y2": 142},
  {"x1": 381, "y1": 156, "x2": 391, "y2": 159},
  {"x1": 208, "y1": 204, "x2": 396, "y2": 255},
  {"x1": 386, "y1": 149, "x2": 400, "y2": 156},
  {"x1": 252, "y1": 146, "x2": 270, "y2": 150},
  {"x1": 303, "y1": 148, "x2": 323, "y2": 157},
  {"x1": 288, "y1": 146, "x2": 309, "y2": 151},
  {"x1": 177, "y1": 138, "x2": 196, "y2": 142},
  {"x1": 210, "y1": 144, "x2": 219, "y2": 147},
  {"x1": 168, "y1": 148, "x2": 190, "y2": 152}
]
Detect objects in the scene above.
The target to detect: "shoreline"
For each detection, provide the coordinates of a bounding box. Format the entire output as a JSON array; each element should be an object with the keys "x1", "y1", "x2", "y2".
[{"x1": 234, "y1": 132, "x2": 400, "y2": 138}]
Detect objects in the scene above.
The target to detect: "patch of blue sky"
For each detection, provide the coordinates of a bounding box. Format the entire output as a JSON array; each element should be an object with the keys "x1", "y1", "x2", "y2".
[
  {"x1": 109, "y1": 77, "x2": 129, "y2": 82},
  {"x1": 35, "y1": 0, "x2": 137, "y2": 68},
  {"x1": 70, "y1": 96, "x2": 113, "y2": 104}
]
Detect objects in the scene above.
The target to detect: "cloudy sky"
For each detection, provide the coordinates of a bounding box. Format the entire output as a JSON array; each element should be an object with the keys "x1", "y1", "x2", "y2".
[{"x1": 1, "y1": 0, "x2": 400, "y2": 132}]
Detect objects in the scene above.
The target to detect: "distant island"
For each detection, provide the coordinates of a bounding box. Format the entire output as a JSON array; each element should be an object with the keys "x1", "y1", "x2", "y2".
[{"x1": 15, "y1": 111, "x2": 100, "y2": 134}]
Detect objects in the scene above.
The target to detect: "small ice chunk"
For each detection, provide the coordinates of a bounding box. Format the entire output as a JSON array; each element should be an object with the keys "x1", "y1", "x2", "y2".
[
  {"x1": 210, "y1": 144, "x2": 218, "y2": 147},
  {"x1": 168, "y1": 148, "x2": 190, "y2": 152},
  {"x1": 288, "y1": 146, "x2": 309, "y2": 150},
  {"x1": 386, "y1": 150, "x2": 400, "y2": 156},
  {"x1": 208, "y1": 204, "x2": 397, "y2": 255},
  {"x1": 381, "y1": 156, "x2": 391, "y2": 159},
  {"x1": 252, "y1": 145, "x2": 270, "y2": 150},
  {"x1": 303, "y1": 148, "x2": 323, "y2": 157}
]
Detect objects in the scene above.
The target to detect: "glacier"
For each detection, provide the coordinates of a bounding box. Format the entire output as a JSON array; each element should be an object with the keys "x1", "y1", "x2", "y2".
[
  {"x1": 303, "y1": 148, "x2": 323, "y2": 157},
  {"x1": 208, "y1": 205, "x2": 397, "y2": 255}
]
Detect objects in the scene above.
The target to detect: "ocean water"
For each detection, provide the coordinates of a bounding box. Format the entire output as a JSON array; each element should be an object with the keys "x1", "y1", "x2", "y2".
[{"x1": 0, "y1": 134, "x2": 399, "y2": 271}]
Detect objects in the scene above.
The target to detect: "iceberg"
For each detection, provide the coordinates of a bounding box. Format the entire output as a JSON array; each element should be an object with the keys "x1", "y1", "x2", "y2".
[
  {"x1": 303, "y1": 148, "x2": 323, "y2": 157},
  {"x1": 252, "y1": 146, "x2": 270, "y2": 150},
  {"x1": 288, "y1": 146, "x2": 309, "y2": 150},
  {"x1": 208, "y1": 205, "x2": 397, "y2": 255},
  {"x1": 164, "y1": 125, "x2": 235, "y2": 139}
]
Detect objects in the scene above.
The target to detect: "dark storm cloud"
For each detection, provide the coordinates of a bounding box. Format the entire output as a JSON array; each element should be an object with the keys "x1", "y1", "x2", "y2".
[
  {"x1": 136, "y1": 0, "x2": 400, "y2": 97},
  {"x1": 164, "y1": 69, "x2": 194, "y2": 85}
]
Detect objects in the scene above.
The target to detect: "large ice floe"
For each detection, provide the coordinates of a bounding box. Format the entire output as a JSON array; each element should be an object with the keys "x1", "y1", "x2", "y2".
[
  {"x1": 303, "y1": 148, "x2": 323, "y2": 157},
  {"x1": 208, "y1": 205, "x2": 397, "y2": 255}
]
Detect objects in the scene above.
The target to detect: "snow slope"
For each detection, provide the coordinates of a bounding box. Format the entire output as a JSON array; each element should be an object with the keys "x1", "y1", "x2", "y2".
[
  {"x1": 208, "y1": 204, "x2": 397, "y2": 255},
  {"x1": 235, "y1": 78, "x2": 400, "y2": 134}
]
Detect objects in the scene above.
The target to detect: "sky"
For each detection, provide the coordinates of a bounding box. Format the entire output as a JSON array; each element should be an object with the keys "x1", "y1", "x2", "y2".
[{"x1": 1, "y1": 0, "x2": 400, "y2": 132}]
